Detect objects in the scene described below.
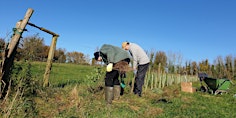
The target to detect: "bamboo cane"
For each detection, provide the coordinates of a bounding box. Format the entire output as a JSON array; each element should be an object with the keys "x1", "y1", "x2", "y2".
[
  {"x1": 154, "y1": 72, "x2": 157, "y2": 89},
  {"x1": 151, "y1": 74, "x2": 153, "y2": 90}
]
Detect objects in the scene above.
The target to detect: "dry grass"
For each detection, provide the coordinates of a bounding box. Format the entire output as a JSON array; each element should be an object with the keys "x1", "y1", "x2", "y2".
[
  {"x1": 33, "y1": 85, "x2": 82, "y2": 117},
  {"x1": 144, "y1": 107, "x2": 163, "y2": 117}
]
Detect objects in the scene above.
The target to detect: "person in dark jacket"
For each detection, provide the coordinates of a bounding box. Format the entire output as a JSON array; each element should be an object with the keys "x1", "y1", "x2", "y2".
[
  {"x1": 94, "y1": 44, "x2": 131, "y2": 105},
  {"x1": 122, "y1": 42, "x2": 150, "y2": 97}
]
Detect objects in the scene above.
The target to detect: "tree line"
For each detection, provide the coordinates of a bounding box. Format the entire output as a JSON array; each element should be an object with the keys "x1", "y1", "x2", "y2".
[
  {"x1": 149, "y1": 51, "x2": 236, "y2": 80},
  {"x1": 1, "y1": 34, "x2": 235, "y2": 79},
  {"x1": 0, "y1": 34, "x2": 90, "y2": 65}
]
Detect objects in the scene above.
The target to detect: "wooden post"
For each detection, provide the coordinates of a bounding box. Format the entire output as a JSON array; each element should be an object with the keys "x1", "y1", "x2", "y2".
[
  {"x1": 7, "y1": 9, "x2": 34, "y2": 58},
  {"x1": 0, "y1": 8, "x2": 34, "y2": 98},
  {"x1": 27, "y1": 22, "x2": 58, "y2": 36},
  {"x1": 43, "y1": 35, "x2": 58, "y2": 87},
  {"x1": 27, "y1": 22, "x2": 59, "y2": 87}
]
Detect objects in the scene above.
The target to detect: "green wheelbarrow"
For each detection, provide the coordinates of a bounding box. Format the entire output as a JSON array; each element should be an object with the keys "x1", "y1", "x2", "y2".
[
  {"x1": 203, "y1": 78, "x2": 231, "y2": 95},
  {"x1": 198, "y1": 73, "x2": 231, "y2": 95}
]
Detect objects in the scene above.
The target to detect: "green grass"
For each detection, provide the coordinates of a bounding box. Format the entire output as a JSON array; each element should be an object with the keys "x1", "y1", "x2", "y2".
[
  {"x1": 30, "y1": 62, "x2": 97, "y2": 87},
  {"x1": 2, "y1": 61, "x2": 236, "y2": 117},
  {"x1": 156, "y1": 91, "x2": 236, "y2": 117}
]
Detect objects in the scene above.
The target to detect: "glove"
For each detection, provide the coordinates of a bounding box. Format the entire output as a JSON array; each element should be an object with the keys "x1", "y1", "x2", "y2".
[
  {"x1": 120, "y1": 81, "x2": 126, "y2": 88},
  {"x1": 120, "y1": 75, "x2": 126, "y2": 88},
  {"x1": 106, "y1": 63, "x2": 113, "y2": 72}
]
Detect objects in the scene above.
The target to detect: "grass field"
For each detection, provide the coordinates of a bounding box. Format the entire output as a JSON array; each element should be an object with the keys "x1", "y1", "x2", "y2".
[{"x1": 1, "y1": 61, "x2": 236, "y2": 117}]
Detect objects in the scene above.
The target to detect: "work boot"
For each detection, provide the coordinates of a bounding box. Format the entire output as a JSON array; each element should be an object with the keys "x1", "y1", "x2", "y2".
[
  {"x1": 105, "y1": 87, "x2": 114, "y2": 104},
  {"x1": 113, "y1": 85, "x2": 121, "y2": 100}
]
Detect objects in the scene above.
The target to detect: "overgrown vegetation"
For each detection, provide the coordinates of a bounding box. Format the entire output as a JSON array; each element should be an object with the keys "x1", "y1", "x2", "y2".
[
  {"x1": 0, "y1": 61, "x2": 236, "y2": 117},
  {"x1": 0, "y1": 61, "x2": 41, "y2": 117},
  {"x1": 85, "y1": 67, "x2": 105, "y2": 93}
]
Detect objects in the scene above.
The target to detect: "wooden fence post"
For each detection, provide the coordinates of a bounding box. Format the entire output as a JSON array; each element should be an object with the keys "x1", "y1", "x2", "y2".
[
  {"x1": 7, "y1": 8, "x2": 34, "y2": 58},
  {"x1": 43, "y1": 35, "x2": 58, "y2": 87},
  {"x1": 0, "y1": 8, "x2": 34, "y2": 98}
]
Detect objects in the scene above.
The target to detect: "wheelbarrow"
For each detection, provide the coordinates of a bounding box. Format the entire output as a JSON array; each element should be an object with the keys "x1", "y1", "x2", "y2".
[{"x1": 198, "y1": 73, "x2": 231, "y2": 95}]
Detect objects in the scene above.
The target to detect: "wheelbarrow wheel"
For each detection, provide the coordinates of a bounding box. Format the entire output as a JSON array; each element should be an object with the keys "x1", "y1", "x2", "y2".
[
  {"x1": 200, "y1": 86, "x2": 208, "y2": 92},
  {"x1": 215, "y1": 90, "x2": 227, "y2": 95},
  {"x1": 214, "y1": 90, "x2": 220, "y2": 95}
]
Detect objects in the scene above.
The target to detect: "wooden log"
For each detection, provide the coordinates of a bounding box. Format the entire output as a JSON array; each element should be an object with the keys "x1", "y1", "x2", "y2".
[
  {"x1": 27, "y1": 22, "x2": 59, "y2": 36},
  {"x1": 43, "y1": 35, "x2": 58, "y2": 87}
]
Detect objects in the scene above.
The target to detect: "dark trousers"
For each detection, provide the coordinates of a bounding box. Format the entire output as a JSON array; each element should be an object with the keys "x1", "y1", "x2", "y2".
[
  {"x1": 134, "y1": 63, "x2": 149, "y2": 96},
  {"x1": 105, "y1": 70, "x2": 120, "y2": 87}
]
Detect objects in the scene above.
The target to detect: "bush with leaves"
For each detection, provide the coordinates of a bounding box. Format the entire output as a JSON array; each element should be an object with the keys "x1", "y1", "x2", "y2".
[{"x1": 86, "y1": 67, "x2": 105, "y2": 93}]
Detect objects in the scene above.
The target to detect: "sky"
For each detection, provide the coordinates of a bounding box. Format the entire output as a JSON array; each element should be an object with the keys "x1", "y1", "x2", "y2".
[{"x1": 0, "y1": 0, "x2": 236, "y2": 65}]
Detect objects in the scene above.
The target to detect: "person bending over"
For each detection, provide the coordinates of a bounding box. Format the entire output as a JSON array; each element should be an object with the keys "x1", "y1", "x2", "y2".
[{"x1": 94, "y1": 44, "x2": 131, "y2": 105}]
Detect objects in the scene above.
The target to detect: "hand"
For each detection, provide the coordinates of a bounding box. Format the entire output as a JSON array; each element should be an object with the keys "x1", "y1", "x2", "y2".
[
  {"x1": 133, "y1": 70, "x2": 137, "y2": 75},
  {"x1": 106, "y1": 63, "x2": 113, "y2": 72}
]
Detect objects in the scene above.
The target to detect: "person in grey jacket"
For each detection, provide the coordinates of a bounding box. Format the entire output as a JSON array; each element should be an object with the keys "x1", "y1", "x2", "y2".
[
  {"x1": 94, "y1": 44, "x2": 131, "y2": 105},
  {"x1": 122, "y1": 42, "x2": 150, "y2": 97}
]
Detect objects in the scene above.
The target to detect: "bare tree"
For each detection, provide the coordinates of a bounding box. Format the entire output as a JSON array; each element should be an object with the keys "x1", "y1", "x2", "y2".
[
  {"x1": 225, "y1": 55, "x2": 233, "y2": 79},
  {"x1": 146, "y1": 49, "x2": 155, "y2": 69},
  {"x1": 167, "y1": 51, "x2": 183, "y2": 74},
  {"x1": 213, "y1": 56, "x2": 224, "y2": 78}
]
